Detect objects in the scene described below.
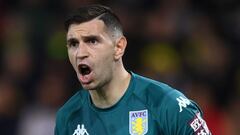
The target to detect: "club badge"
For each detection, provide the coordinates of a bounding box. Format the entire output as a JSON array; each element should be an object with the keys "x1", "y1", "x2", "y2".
[{"x1": 129, "y1": 109, "x2": 148, "y2": 135}]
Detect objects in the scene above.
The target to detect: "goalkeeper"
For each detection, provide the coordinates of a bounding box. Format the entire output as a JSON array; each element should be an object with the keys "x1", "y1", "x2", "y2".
[{"x1": 55, "y1": 4, "x2": 211, "y2": 135}]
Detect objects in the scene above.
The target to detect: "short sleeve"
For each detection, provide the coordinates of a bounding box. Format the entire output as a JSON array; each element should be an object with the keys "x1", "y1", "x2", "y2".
[{"x1": 159, "y1": 90, "x2": 211, "y2": 135}]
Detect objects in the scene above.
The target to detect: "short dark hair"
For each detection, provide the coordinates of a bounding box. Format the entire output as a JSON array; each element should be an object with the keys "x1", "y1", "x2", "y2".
[{"x1": 64, "y1": 5, "x2": 123, "y2": 36}]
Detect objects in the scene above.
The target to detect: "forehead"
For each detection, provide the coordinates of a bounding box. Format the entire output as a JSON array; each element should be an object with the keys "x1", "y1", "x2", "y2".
[{"x1": 67, "y1": 19, "x2": 107, "y2": 38}]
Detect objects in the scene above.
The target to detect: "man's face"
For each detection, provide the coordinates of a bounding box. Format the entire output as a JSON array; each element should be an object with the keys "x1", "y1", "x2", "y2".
[{"x1": 67, "y1": 19, "x2": 116, "y2": 90}]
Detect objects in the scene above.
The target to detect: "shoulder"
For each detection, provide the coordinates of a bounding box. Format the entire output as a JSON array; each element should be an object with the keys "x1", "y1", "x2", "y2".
[
  {"x1": 131, "y1": 73, "x2": 179, "y2": 107},
  {"x1": 131, "y1": 73, "x2": 211, "y2": 134},
  {"x1": 132, "y1": 72, "x2": 196, "y2": 108},
  {"x1": 159, "y1": 91, "x2": 211, "y2": 134}
]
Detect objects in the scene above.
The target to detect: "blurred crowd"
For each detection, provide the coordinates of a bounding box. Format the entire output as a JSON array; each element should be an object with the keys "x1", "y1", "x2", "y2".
[{"x1": 0, "y1": 0, "x2": 239, "y2": 135}]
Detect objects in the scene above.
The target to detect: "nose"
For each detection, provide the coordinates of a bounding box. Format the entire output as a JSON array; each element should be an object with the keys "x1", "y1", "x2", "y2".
[{"x1": 76, "y1": 43, "x2": 89, "y2": 59}]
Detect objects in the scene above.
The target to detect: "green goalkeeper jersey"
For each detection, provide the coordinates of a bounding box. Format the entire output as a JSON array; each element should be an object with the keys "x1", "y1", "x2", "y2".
[{"x1": 55, "y1": 72, "x2": 211, "y2": 135}]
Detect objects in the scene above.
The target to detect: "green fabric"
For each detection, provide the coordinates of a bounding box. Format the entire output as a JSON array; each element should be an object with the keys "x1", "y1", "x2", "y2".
[{"x1": 55, "y1": 72, "x2": 210, "y2": 135}]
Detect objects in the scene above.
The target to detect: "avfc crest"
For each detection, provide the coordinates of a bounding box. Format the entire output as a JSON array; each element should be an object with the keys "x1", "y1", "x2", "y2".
[{"x1": 129, "y1": 110, "x2": 148, "y2": 135}]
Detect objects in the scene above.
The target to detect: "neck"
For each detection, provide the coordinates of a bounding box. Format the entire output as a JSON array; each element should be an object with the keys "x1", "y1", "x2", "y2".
[{"x1": 89, "y1": 63, "x2": 131, "y2": 109}]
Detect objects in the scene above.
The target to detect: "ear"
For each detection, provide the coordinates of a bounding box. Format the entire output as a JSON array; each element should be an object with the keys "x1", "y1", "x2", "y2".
[{"x1": 114, "y1": 36, "x2": 127, "y2": 60}]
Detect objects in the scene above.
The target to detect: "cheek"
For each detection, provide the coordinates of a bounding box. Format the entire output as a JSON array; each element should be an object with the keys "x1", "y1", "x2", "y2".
[
  {"x1": 96, "y1": 51, "x2": 115, "y2": 71},
  {"x1": 68, "y1": 51, "x2": 76, "y2": 69},
  {"x1": 97, "y1": 49, "x2": 114, "y2": 62}
]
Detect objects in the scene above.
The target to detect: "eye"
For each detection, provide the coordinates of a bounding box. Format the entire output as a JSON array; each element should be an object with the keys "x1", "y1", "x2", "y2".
[
  {"x1": 67, "y1": 40, "x2": 79, "y2": 48},
  {"x1": 85, "y1": 38, "x2": 98, "y2": 45}
]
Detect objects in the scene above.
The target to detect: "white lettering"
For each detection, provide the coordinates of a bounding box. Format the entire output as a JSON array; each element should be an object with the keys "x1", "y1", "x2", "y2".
[
  {"x1": 197, "y1": 129, "x2": 207, "y2": 135},
  {"x1": 190, "y1": 118, "x2": 202, "y2": 131},
  {"x1": 190, "y1": 113, "x2": 211, "y2": 135},
  {"x1": 196, "y1": 113, "x2": 210, "y2": 134}
]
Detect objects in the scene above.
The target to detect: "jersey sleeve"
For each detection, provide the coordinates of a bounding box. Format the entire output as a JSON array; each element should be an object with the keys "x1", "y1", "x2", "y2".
[{"x1": 159, "y1": 90, "x2": 211, "y2": 135}]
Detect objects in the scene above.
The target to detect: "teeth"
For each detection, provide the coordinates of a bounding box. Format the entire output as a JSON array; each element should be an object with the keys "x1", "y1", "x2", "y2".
[{"x1": 81, "y1": 65, "x2": 87, "y2": 68}]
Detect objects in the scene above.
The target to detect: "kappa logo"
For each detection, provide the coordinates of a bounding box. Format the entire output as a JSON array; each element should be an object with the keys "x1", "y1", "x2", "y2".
[
  {"x1": 129, "y1": 109, "x2": 148, "y2": 135},
  {"x1": 73, "y1": 124, "x2": 89, "y2": 135},
  {"x1": 176, "y1": 96, "x2": 191, "y2": 112}
]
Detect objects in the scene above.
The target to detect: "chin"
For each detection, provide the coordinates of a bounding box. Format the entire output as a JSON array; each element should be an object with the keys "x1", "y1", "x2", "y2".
[{"x1": 81, "y1": 83, "x2": 97, "y2": 91}]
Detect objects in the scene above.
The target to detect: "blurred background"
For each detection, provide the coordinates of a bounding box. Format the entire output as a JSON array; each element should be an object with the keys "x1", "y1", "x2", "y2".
[{"x1": 0, "y1": 0, "x2": 239, "y2": 135}]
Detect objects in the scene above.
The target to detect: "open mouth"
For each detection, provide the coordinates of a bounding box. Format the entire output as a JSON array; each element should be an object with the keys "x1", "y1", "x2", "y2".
[{"x1": 78, "y1": 64, "x2": 92, "y2": 76}]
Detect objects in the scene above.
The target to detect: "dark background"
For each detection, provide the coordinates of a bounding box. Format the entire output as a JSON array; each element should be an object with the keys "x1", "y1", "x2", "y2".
[{"x1": 0, "y1": 0, "x2": 239, "y2": 134}]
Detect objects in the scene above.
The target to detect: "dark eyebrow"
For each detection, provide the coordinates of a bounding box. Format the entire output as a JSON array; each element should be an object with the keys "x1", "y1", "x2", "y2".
[
  {"x1": 82, "y1": 35, "x2": 101, "y2": 41},
  {"x1": 67, "y1": 38, "x2": 79, "y2": 44}
]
